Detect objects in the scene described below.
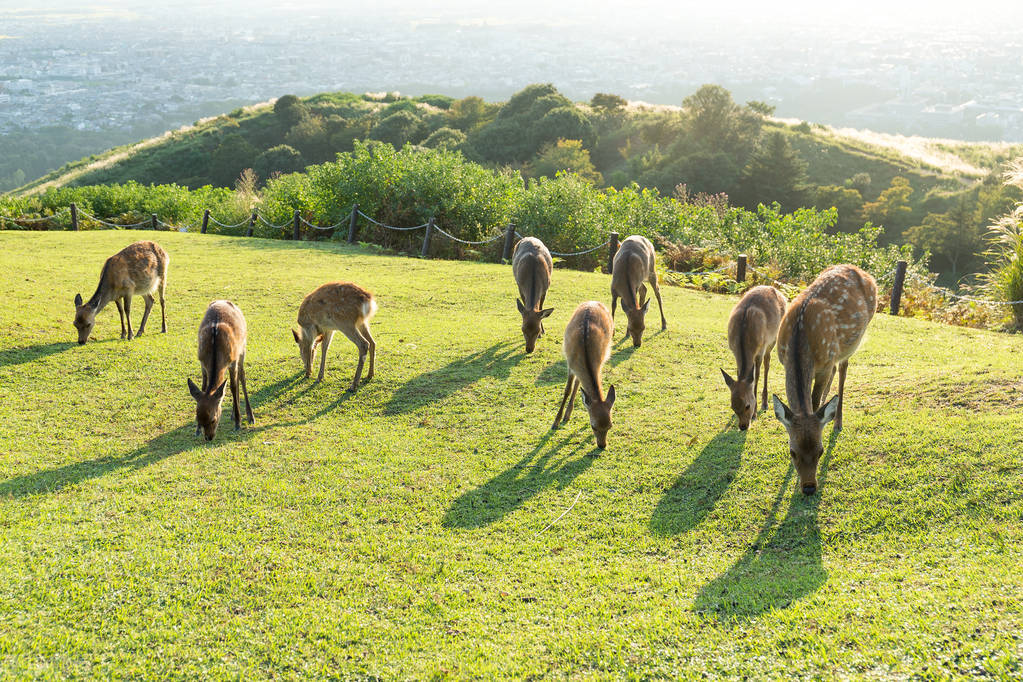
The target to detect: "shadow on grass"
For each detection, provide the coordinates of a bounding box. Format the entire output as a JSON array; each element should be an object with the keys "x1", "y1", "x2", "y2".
[
  {"x1": 691, "y1": 431, "x2": 839, "y2": 621},
  {"x1": 443, "y1": 428, "x2": 598, "y2": 529},
  {"x1": 649, "y1": 427, "x2": 747, "y2": 536},
  {"x1": 0, "y1": 370, "x2": 306, "y2": 499},
  {"x1": 384, "y1": 341, "x2": 522, "y2": 415},
  {"x1": 0, "y1": 341, "x2": 77, "y2": 369},
  {"x1": 534, "y1": 338, "x2": 640, "y2": 387}
]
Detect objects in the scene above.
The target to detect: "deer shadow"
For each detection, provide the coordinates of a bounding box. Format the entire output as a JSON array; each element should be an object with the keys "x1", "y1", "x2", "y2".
[
  {"x1": 384, "y1": 341, "x2": 523, "y2": 415},
  {"x1": 0, "y1": 370, "x2": 305, "y2": 499},
  {"x1": 442, "y1": 428, "x2": 598, "y2": 529},
  {"x1": 649, "y1": 427, "x2": 747, "y2": 536},
  {"x1": 0, "y1": 341, "x2": 78, "y2": 370},
  {"x1": 691, "y1": 431, "x2": 839, "y2": 621}
]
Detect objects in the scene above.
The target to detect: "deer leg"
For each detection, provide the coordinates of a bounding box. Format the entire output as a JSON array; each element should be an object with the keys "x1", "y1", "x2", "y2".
[
  {"x1": 553, "y1": 374, "x2": 575, "y2": 429},
  {"x1": 650, "y1": 278, "x2": 667, "y2": 330},
  {"x1": 115, "y1": 299, "x2": 126, "y2": 339},
  {"x1": 761, "y1": 352, "x2": 771, "y2": 411},
  {"x1": 339, "y1": 325, "x2": 368, "y2": 392},
  {"x1": 835, "y1": 360, "x2": 849, "y2": 431},
  {"x1": 316, "y1": 330, "x2": 334, "y2": 383},
  {"x1": 357, "y1": 320, "x2": 375, "y2": 381},
  {"x1": 123, "y1": 296, "x2": 134, "y2": 340},
  {"x1": 563, "y1": 376, "x2": 581, "y2": 423},
  {"x1": 137, "y1": 294, "x2": 154, "y2": 336},
  {"x1": 753, "y1": 356, "x2": 762, "y2": 419},
  {"x1": 159, "y1": 279, "x2": 167, "y2": 333},
  {"x1": 229, "y1": 364, "x2": 241, "y2": 430},
  {"x1": 240, "y1": 353, "x2": 254, "y2": 424},
  {"x1": 611, "y1": 293, "x2": 618, "y2": 319}
]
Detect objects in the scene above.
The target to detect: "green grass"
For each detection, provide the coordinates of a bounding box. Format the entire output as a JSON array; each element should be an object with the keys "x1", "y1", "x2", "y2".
[{"x1": 1, "y1": 230, "x2": 1021, "y2": 678}]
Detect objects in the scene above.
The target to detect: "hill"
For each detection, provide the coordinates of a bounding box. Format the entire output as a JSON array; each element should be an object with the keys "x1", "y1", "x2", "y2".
[{"x1": 1, "y1": 230, "x2": 1020, "y2": 676}]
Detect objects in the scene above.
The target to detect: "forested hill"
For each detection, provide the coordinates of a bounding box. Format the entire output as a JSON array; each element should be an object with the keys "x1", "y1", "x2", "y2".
[{"x1": 12, "y1": 84, "x2": 1023, "y2": 276}]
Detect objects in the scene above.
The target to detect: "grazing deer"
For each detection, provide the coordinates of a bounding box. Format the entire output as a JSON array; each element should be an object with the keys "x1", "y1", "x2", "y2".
[
  {"x1": 293, "y1": 282, "x2": 378, "y2": 392},
  {"x1": 721, "y1": 285, "x2": 788, "y2": 430},
  {"x1": 187, "y1": 300, "x2": 254, "y2": 441},
  {"x1": 610, "y1": 235, "x2": 666, "y2": 347},
  {"x1": 73, "y1": 240, "x2": 169, "y2": 344},
  {"x1": 552, "y1": 301, "x2": 616, "y2": 449},
  {"x1": 512, "y1": 237, "x2": 554, "y2": 353},
  {"x1": 773, "y1": 264, "x2": 877, "y2": 495}
]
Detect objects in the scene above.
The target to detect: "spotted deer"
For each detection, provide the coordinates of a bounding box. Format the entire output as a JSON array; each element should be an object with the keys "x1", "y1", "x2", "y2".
[
  {"x1": 293, "y1": 282, "x2": 377, "y2": 392},
  {"x1": 552, "y1": 301, "x2": 616, "y2": 449},
  {"x1": 73, "y1": 240, "x2": 169, "y2": 344},
  {"x1": 610, "y1": 235, "x2": 666, "y2": 347},
  {"x1": 187, "y1": 300, "x2": 254, "y2": 441},
  {"x1": 722, "y1": 285, "x2": 788, "y2": 430},
  {"x1": 773, "y1": 265, "x2": 877, "y2": 495},
  {"x1": 512, "y1": 237, "x2": 554, "y2": 353}
]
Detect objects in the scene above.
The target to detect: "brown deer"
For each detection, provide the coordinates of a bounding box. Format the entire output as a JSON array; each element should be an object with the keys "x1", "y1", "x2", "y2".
[
  {"x1": 293, "y1": 282, "x2": 377, "y2": 392},
  {"x1": 187, "y1": 300, "x2": 254, "y2": 441},
  {"x1": 512, "y1": 237, "x2": 554, "y2": 353},
  {"x1": 721, "y1": 285, "x2": 788, "y2": 430},
  {"x1": 73, "y1": 240, "x2": 169, "y2": 344},
  {"x1": 773, "y1": 264, "x2": 877, "y2": 495},
  {"x1": 552, "y1": 301, "x2": 616, "y2": 449},
  {"x1": 610, "y1": 235, "x2": 666, "y2": 347}
]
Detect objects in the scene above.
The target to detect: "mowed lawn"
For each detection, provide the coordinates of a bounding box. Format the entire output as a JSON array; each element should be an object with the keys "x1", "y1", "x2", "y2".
[{"x1": 0, "y1": 230, "x2": 1021, "y2": 678}]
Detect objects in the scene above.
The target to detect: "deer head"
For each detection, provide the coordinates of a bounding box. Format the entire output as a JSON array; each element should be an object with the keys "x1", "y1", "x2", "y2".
[
  {"x1": 516, "y1": 299, "x2": 553, "y2": 353},
  {"x1": 721, "y1": 367, "x2": 756, "y2": 430},
  {"x1": 772, "y1": 394, "x2": 838, "y2": 495},
  {"x1": 623, "y1": 299, "x2": 650, "y2": 347},
  {"x1": 72, "y1": 293, "x2": 96, "y2": 345},
  {"x1": 292, "y1": 328, "x2": 322, "y2": 377},
  {"x1": 189, "y1": 377, "x2": 228, "y2": 441},
  {"x1": 581, "y1": 384, "x2": 616, "y2": 449}
]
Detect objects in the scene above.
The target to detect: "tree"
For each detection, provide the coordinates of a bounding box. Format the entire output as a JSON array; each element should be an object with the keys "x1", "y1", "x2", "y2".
[
  {"x1": 682, "y1": 85, "x2": 761, "y2": 159},
  {"x1": 862, "y1": 176, "x2": 914, "y2": 234},
  {"x1": 846, "y1": 172, "x2": 872, "y2": 196},
  {"x1": 210, "y1": 133, "x2": 258, "y2": 187},
  {"x1": 904, "y1": 196, "x2": 984, "y2": 277},
  {"x1": 735, "y1": 131, "x2": 810, "y2": 211},
  {"x1": 746, "y1": 100, "x2": 776, "y2": 117},
  {"x1": 526, "y1": 139, "x2": 602, "y2": 185},
  {"x1": 253, "y1": 144, "x2": 306, "y2": 181},
  {"x1": 284, "y1": 115, "x2": 330, "y2": 162},
  {"x1": 447, "y1": 96, "x2": 495, "y2": 132},
  {"x1": 422, "y1": 127, "x2": 467, "y2": 150},
  {"x1": 274, "y1": 94, "x2": 308, "y2": 129},
  {"x1": 369, "y1": 111, "x2": 423, "y2": 148},
  {"x1": 532, "y1": 106, "x2": 595, "y2": 150},
  {"x1": 814, "y1": 185, "x2": 865, "y2": 232},
  {"x1": 591, "y1": 93, "x2": 628, "y2": 112}
]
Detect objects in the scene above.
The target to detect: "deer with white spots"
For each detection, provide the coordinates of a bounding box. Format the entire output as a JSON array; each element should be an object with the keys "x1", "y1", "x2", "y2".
[
  {"x1": 552, "y1": 301, "x2": 616, "y2": 449},
  {"x1": 773, "y1": 264, "x2": 877, "y2": 495},
  {"x1": 721, "y1": 285, "x2": 787, "y2": 430},
  {"x1": 610, "y1": 235, "x2": 666, "y2": 347},
  {"x1": 293, "y1": 282, "x2": 377, "y2": 392},
  {"x1": 512, "y1": 237, "x2": 554, "y2": 353}
]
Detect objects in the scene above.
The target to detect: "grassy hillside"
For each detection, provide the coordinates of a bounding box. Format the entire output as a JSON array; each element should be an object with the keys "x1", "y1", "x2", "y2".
[{"x1": 1, "y1": 231, "x2": 1021, "y2": 677}]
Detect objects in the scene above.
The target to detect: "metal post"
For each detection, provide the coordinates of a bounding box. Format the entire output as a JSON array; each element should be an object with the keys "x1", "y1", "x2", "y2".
[
  {"x1": 502, "y1": 222, "x2": 516, "y2": 262},
  {"x1": 247, "y1": 212, "x2": 256, "y2": 237},
  {"x1": 70, "y1": 203, "x2": 79, "y2": 231},
  {"x1": 890, "y1": 260, "x2": 908, "y2": 315},
  {"x1": 607, "y1": 231, "x2": 620, "y2": 274},
  {"x1": 421, "y1": 217, "x2": 435, "y2": 258},
  {"x1": 292, "y1": 211, "x2": 301, "y2": 240},
  {"x1": 201, "y1": 209, "x2": 210, "y2": 234},
  {"x1": 151, "y1": 213, "x2": 158, "y2": 231},
  {"x1": 347, "y1": 203, "x2": 359, "y2": 244},
  {"x1": 737, "y1": 254, "x2": 747, "y2": 283}
]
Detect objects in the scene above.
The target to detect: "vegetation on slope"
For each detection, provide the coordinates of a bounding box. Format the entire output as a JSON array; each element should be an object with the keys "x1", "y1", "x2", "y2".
[{"x1": 0, "y1": 230, "x2": 1020, "y2": 677}]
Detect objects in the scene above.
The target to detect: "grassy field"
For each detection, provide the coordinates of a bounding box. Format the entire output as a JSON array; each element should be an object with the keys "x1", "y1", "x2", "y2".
[{"x1": 1, "y1": 230, "x2": 1021, "y2": 678}]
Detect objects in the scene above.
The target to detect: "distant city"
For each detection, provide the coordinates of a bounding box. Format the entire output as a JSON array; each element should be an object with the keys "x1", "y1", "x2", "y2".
[{"x1": 2, "y1": 1, "x2": 1022, "y2": 175}]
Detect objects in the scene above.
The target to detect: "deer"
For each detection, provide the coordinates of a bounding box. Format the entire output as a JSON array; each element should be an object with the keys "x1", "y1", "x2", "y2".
[
  {"x1": 73, "y1": 240, "x2": 169, "y2": 344},
  {"x1": 772, "y1": 264, "x2": 877, "y2": 495},
  {"x1": 721, "y1": 285, "x2": 788, "y2": 430},
  {"x1": 512, "y1": 237, "x2": 554, "y2": 353},
  {"x1": 293, "y1": 282, "x2": 378, "y2": 392},
  {"x1": 610, "y1": 235, "x2": 666, "y2": 347},
  {"x1": 187, "y1": 300, "x2": 254, "y2": 441},
  {"x1": 552, "y1": 301, "x2": 616, "y2": 449}
]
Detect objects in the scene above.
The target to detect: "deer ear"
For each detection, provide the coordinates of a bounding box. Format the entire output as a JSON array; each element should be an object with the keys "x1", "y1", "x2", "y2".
[
  {"x1": 212, "y1": 379, "x2": 228, "y2": 401},
  {"x1": 817, "y1": 394, "x2": 840, "y2": 424},
  {"x1": 187, "y1": 378, "x2": 202, "y2": 400},
  {"x1": 74, "y1": 293, "x2": 83, "y2": 307},
  {"x1": 640, "y1": 299, "x2": 651, "y2": 314},
  {"x1": 772, "y1": 394, "x2": 793, "y2": 427},
  {"x1": 605, "y1": 384, "x2": 616, "y2": 407},
  {"x1": 721, "y1": 369, "x2": 735, "y2": 388},
  {"x1": 516, "y1": 298, "x2": 525, "y2": 314},
  {"x1": 292, "y1": 328, "x2": 300, "y2": 344},
  {"x1": 540, "y1": 307, "x2": 554, "y2": 319},
  {"x1": 580, "y1": 388, "x2": 591, "y2": 407}
]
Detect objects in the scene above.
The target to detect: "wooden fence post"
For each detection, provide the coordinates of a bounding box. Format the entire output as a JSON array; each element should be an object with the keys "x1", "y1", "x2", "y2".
[
  {"x1": 201, "y1": 209, "x2": 210, "y2": 234},
  {"x1": 890, "y1": 260, "x2": 908, "y2": 315},
  {"x1": 292, "y1": 211, "x2": 301, "y2": 241},
  {"x1": 151, "y1": 213, "x2": 158, "y2": 231},
  {"x1": 737, "y1": 254, "x2": 747, "y2": 283},
  {"x1": 502, "y1": 223, "x2": 516, "y2": 262},
  {"x1": 70, "y1": 203, "x2": 79, "y2": 231},
  {"x1": 607, "y1": 231, "x2": 620, "y2": 274},
  {"x1": 421, "y1": 217, "x2": 435, "y2": 258},
  {"x1": 347, "y1": 204, "x2": 359, "y2": 244},
  {"x1": 247, "y1": 212, "x2": 256, "y2": 237}
]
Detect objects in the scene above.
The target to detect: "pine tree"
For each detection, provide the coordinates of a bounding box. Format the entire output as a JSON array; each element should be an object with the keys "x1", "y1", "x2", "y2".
[{"x1": 737, "y1": 132, "x2": 809, "y2": 211}]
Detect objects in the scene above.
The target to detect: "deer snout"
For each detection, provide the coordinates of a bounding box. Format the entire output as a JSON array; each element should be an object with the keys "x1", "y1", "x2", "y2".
[{"x1": 801, "y1": 483, "x2": 817, "y2": 496}]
